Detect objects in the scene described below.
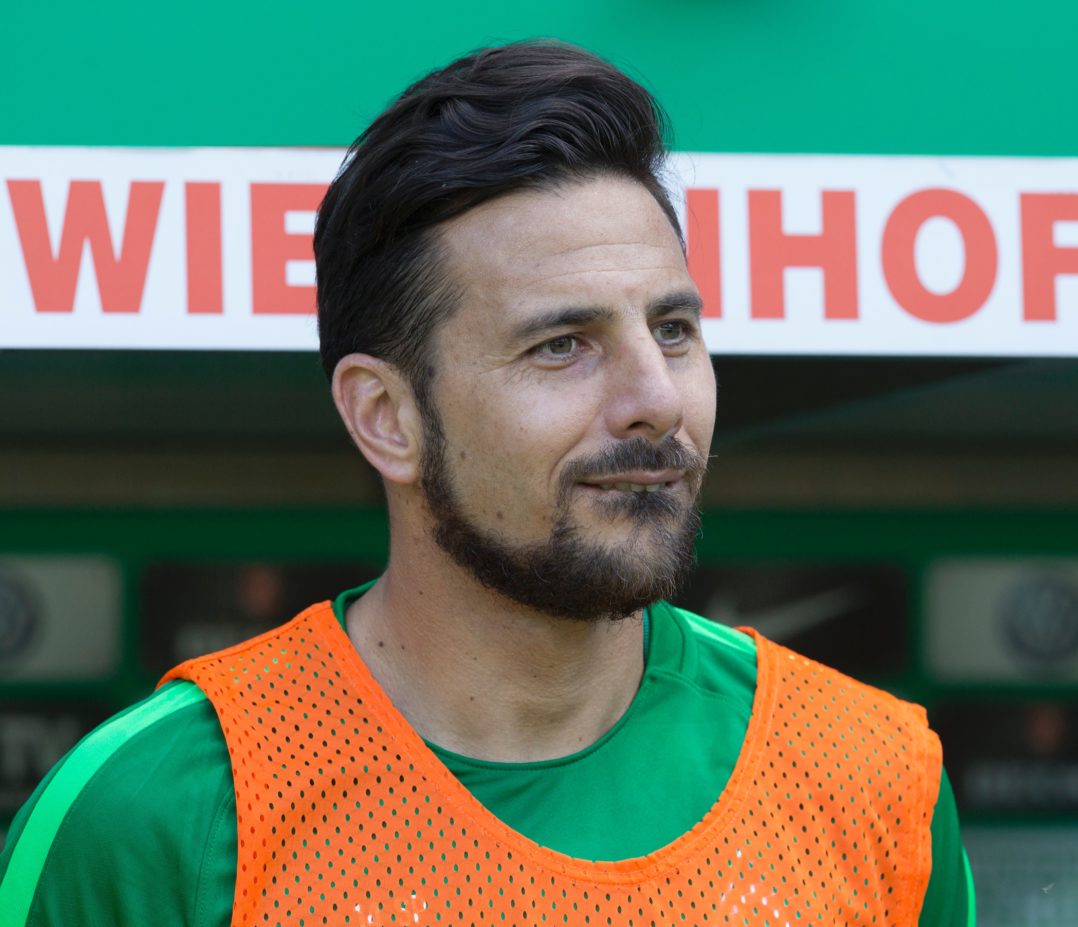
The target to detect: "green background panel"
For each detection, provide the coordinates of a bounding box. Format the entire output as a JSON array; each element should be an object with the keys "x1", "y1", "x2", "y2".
[
  {"x1": 2, "y1": 0, "x2": 1076, "y2": 155},
  {"x1": 2, "y1": 507, "x2": 1076, "y2": 707}
]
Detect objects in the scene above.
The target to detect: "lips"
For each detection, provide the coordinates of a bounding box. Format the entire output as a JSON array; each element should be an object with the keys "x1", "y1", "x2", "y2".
[
  {"x1": 580, "y1": 470, "x2": 685, "y2": 494},
  {"x1": 593, "y1": 481, "x2": 664, "y2": 493},
  {"x1": 558, "y1": 437, "x2": 706, "y2": 502}
]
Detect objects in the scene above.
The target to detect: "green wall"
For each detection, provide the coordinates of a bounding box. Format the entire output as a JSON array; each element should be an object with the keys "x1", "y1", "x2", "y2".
[
  {"x1": 3, "y1": 0, "x2": 1076, "y2": 155},
  {"x1": 3, "y1": 506, "x2": 1075, "y2": 705}
]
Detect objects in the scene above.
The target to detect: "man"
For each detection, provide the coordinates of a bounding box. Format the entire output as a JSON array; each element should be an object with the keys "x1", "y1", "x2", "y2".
[{"x1": 0, "y1": 42, "x2": 972, "y2": 925}]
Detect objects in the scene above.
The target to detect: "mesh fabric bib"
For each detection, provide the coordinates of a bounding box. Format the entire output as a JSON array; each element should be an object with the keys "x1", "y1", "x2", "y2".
[{"x1": 162, "y1": 601, "x2": 941, "y2": 927}]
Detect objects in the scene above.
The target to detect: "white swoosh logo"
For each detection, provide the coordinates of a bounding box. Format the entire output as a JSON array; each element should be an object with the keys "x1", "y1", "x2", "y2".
[{"x1": 705, "y1": 585, "x2": 862, "y2": 640}]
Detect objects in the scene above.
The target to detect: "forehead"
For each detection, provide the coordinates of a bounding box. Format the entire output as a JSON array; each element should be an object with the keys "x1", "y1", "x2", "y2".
[{"x1": 436, "y1": 175, "x2": 692, "y2": 331}]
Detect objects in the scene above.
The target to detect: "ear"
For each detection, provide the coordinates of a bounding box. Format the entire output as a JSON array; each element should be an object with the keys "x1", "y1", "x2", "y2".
[{"x1": 332, "y1": 354, "x2": 423, "y2": 485}]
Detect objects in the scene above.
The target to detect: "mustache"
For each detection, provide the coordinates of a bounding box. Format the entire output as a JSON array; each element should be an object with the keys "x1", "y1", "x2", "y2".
[{"x1": 559, "y1": 436, "x2": 708, "y2": 490}]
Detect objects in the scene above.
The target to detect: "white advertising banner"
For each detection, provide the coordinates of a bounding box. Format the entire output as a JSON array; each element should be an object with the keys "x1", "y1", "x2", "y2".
[{"x1": 1, "y1": 147, "x2": 1077, "y2": 355}]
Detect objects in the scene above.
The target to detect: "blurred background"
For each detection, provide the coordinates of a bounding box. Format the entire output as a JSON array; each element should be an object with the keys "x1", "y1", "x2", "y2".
[{"x1": 2, "y1": 2, "x2": 1077, "y2": 922}]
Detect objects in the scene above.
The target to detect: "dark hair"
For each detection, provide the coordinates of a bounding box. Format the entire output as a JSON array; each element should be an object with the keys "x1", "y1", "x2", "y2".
[{"x1": 314, "y1": 40, "x2": 679, "y2": 404}]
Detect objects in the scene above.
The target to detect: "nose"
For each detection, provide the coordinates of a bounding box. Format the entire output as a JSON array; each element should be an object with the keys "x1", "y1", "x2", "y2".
[{"x1": 603, "y1": 331, "x2": 684, "y2": 441}]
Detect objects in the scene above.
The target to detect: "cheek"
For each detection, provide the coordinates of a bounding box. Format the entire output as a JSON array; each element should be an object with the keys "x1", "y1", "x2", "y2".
[
  {"x1": 683, "y1": 359, "x2": 718, "y2": 448},
  {"x1": 442, "y1": 386, "x2": 590, "y2": 508}
]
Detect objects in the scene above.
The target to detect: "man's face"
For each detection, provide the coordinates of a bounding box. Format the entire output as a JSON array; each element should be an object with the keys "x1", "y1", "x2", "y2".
[{"x1": 418, "y1": 174, "x2": 717, "y2": 621}]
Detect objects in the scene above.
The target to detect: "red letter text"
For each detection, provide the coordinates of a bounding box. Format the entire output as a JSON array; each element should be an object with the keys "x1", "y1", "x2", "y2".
[
  {"x1": 748, "y1": 190, "x2": 858, "y2": 320},
  {"x1": 685, "y1": 188, "x2": 722, "y2": 318},
  {"x1": 185, "y1": 182, "x2": 223, "y2": 314},
  {"x1": 882, "y1": 189, "x2": 997, "y2": 324},
  {"x1": 1021, "y1": 193, "x2": 1078, "y2": 321},
  {"x1": 250, "y1": 183, "x2": 326, "y2": 315},
  {"x1": 7, "y1": 179, "x2": 164, "y2": 313}
]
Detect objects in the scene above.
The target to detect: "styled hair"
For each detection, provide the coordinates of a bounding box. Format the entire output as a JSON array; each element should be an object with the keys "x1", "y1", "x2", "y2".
[{"x1": 314, "y1": 40, "x2": 679, "y2": 404}]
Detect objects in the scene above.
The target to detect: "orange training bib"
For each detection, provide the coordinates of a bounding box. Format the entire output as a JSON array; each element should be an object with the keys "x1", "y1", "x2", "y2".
[{"x1": 162, "y1": 602, "x2": 941, "y2": 927}]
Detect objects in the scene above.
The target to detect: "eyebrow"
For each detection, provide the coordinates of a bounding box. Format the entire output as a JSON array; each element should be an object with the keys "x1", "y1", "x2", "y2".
[
  {"x1": 509, "y1": 306, "x2": 616, "y2": 343},
  {"x1": 647, "y1": 290, "x2": 703, "y2": 320},
  {"x1": 509, "y1": 290, "x2": 703, "y2": 344}
]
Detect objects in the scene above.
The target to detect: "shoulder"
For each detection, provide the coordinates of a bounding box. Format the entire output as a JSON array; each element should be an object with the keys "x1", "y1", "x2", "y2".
[
  {"x1": 657, "y1": 601, "x2": 758, "y2": 662},
  {"x1": 638, "y1": 602, "x2": 759, "y2": 736},
  {"x1": 0, "y1": 681, "x2": 234, "y2": 927},
  {"x1": 654, "y1": 603, "x2": 965, "y2": 922},
  {"x1": 655, "y1": 600, "x2": 937, "y2": 758},
  {"x1": 757, "y1": 624, "x2": 933, "y2": 729}
]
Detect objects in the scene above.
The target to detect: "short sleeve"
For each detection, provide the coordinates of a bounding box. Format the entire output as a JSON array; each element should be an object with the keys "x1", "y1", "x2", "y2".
[
  {"x1": 918, "y1": 766, "x2": 974, "y2": 926},
  {"x1": 0, "y1": 682, "x2": 236, "y2": 927}
]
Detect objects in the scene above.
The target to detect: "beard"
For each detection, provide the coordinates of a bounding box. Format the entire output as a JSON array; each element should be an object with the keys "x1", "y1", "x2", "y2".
[{"x1": 418, "y1": 403, "x2": 707, "y2": 622}]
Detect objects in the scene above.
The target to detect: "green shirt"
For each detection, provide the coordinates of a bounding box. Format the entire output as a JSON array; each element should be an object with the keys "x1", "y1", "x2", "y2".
[{"x1": 0, "y1": 592, "x2": 973, "y2": 925}]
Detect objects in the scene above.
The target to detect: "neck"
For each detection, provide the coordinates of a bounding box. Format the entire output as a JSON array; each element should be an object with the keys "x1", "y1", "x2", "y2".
[{"x1": 345, "y1": 528, "x2": 645, "y2": 763}]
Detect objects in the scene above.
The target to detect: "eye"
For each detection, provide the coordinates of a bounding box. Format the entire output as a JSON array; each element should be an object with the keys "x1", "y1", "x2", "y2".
[
  {"x1": 546, "y1": 335, "x2": 576, "y2": 354},
  {"x1": 654, "y1": 319, "x2": 691, "y2": 346},
  {"x1": 535, "y1": 335, "x2": 578, "y2": 358}
]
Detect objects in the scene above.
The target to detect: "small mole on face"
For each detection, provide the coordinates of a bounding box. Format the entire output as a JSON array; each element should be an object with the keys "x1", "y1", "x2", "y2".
[
  {"x1": 459, "y1": 451, "x2": 467, "y2": 460},
  {"x1": 496, "y1": 511, "x2": 504, "y2": 520},
  {"x1": 377, "y1": 640, "x2": 385, "y2": 648}
]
